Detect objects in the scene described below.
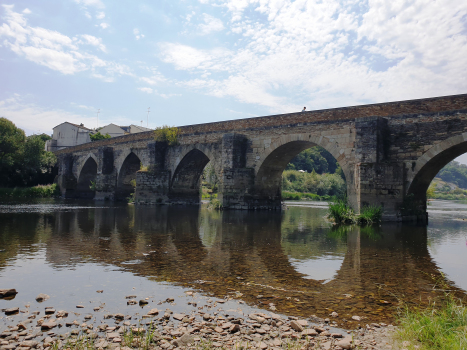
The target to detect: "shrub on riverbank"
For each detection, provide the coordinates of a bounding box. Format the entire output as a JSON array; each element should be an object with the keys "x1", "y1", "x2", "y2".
[
  {"x1": 282, "y1": 170, "x2": 346, "y2": 198},
  {"x1": 395, "y1": 297, "x2": 467, "y2": 350},
  {"x1": 282, "y1": 191, "x2": 332, "y2": 201},
  {"x1": 0, "y1": 184, "x2": 60, "y2": 198}
]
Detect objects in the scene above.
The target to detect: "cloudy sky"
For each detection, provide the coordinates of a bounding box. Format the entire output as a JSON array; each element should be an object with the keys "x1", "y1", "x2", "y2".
[{"x1": 1, "y1": 0, "x2": 466, "y2": 140}]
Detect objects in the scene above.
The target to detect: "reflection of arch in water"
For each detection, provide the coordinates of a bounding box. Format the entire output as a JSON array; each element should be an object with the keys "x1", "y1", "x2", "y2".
[
  {"x1": 116, "y1": 153, "x2": 141, "y2": 201},
  {"x1": 77, "y1": 156, "x2": 98, "y2": 199},
  {"x1": 170, "y1": 149, "x2": 211, "y2": 204},
  {"x1": 254, "y1": 138, "x2": 349, "y2": 207},
  {"x1": 406, "y1": 133, "x2": 467, "y2": 212}
]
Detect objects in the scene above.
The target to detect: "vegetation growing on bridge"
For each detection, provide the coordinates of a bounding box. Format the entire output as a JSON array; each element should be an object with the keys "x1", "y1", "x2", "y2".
[
  {"x1": 90, "y1": 131, "x2": 111, "y2": 141},
  {"x1": 0, "y1": 117, "x2": 57, "y2": 188},
  {"x1": 154, "y1": 125, "x2": 180, "y2": 146}
]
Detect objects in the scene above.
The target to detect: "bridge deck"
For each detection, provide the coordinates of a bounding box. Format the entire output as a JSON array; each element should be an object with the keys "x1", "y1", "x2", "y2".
[{"x1": 55, "y1": 93, "x2": 467, "y2": 155}]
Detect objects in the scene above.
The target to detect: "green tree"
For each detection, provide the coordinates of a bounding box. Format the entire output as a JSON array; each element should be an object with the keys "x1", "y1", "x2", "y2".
[
  {"x1": 0, "y1": 118, "x2": 25, "y2": 185},
  {"x1": 0, "y1": 118, "x2": 57, "y2": 187},
  {"x1": 90, "y1": 132, "x2": 111, "y2": 141}
]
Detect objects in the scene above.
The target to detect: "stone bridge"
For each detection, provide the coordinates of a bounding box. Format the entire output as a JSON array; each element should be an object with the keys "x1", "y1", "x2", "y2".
[{"x1": 55, "y1": 94, "x2": 467, "y2": 221}]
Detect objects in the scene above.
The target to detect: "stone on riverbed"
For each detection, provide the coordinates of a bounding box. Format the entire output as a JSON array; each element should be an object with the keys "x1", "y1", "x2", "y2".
[
  {"x1": 289, "y1": 320, "x2": 304, "y2": 332},
  {"x1": 41, "y1": 320, "x2": 57, "y2": 330},
  {"x1": 147, "y1": 308, "x2": 159, "y2": 316},
  {"x1": 4, "y1": 307, "x2": 19, "y2": 315},
  {"x1": 35, "y1": 293, "x2": 49, "y2": 302},
  {"x1": 0, "y1": 289, "x2": 17, "y2": 298}
]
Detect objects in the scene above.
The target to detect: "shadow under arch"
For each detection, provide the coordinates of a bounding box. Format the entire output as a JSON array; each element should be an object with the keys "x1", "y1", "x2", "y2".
[
  {"x1": 407, "y1": 133, "x2": 467, "y2": 209},
  {"x1": 116, "y1": 152, "x2": 141, "y2": 201},
  {"x1": 170, "y1": 149, "x2": 210, "y2": 205},
  {"x1": 255, "y1": 140, "x2": 348, "y2": 205},
  {"x1": 77, "y1": 157, "x2": 98, "y2": 199}
]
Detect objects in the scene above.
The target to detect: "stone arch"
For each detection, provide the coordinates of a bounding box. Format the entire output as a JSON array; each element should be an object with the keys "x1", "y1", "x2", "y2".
[
  {"x1": 254, "y1": 134, "x2": 350, "y2": 204},
  {"x1": 116, "y1": 152, "x2": 141, "y2": 201},
  {"x1": 76, "y1": 156, "x2": 98, "y2": 198},
  {"x1": 170, "y1": 149, "x2": 211, "y2": 204},
  {"x1": 406, "y1": 133, "x2": 467, "y2": 204}
]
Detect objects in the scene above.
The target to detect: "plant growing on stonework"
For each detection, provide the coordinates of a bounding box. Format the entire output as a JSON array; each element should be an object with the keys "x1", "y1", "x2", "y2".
[
  {"x1": 154, "y1": 125, "x2": 180, "y2": 146},
  {"x1": 89, "y1": 180, "x2": 96, "y2": 191}
]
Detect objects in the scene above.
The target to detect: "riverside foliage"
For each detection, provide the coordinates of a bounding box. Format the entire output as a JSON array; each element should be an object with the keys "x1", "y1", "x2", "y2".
[
  {"x1": 0, "y1": 118, "x2": 56, "y2": 187},
  {"x1": 282, "y1": 170, "x2": 346, "y2": 198}
]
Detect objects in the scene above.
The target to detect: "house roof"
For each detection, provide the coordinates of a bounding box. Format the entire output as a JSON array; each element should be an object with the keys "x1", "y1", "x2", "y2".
[{"x1": 53, "y1": 121, "x2": 94, "y2": 131}]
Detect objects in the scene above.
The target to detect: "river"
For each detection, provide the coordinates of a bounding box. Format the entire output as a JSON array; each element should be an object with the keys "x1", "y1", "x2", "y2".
[{"x1": 0, "y1": 199, "x2": 466, "y2": 331}]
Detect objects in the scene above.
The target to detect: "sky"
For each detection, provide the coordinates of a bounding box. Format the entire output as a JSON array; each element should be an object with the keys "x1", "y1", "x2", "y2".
[{"x1": 0, "y1": 0, "x2": 467, "y2": 161}]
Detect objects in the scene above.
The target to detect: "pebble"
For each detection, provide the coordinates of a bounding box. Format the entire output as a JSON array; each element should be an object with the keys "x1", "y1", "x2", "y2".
[{"x1": 35, "y1": 293, "x2": 49, "y2": 302}]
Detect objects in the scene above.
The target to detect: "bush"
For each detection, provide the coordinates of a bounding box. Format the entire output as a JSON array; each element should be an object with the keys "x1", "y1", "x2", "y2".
[
  {"x1": 154, "y1": 126, "x2": 180, "y2": 146},
  {"x1": 357, "y1": 205, "x2": 383, "y2": 225},
  {"x1": 328, "y1": 199, "x2": 383, "y2": 225},
  {"x1": 0, "y1": 184, "x2": 60, "y2": 198},
  {"x1": 90, "y1": 132, "x2": 111, "y2": 141},
  {"x1": 328, "y1": 199, "x2": 356, "y2": 224}
]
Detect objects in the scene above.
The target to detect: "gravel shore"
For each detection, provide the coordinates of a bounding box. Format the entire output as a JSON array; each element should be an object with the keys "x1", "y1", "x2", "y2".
[{"x1": 1, "y1": 290, "x2": 398, "y2": 350}]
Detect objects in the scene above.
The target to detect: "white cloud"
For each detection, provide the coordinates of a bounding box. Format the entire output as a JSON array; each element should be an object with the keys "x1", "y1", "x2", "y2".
[
  {"x1": 73, "y1": 0, "x2": 104, "y2": 9},
  {"x1": 76, "y1": 34, "x2": 106, "y2": 52},
  {"x1": 138, "y1": 87, "x2": 153, "y2": 94},
  {"x1": 133, "y1": 28, "x2": 144, "y2": 40},
  {"x1": 96, "y1": 11, "x2": 105, "y2": 19},
  {"x1": 0, "y1": 6, "x2": 132, "y2": 80},
  {"x1": 22, "y1": 8, "x2": 31, "y2": 14},
  {"x1": 162, "y1": 0, "x2": 467, "y2": 112},
  {"x1": 159, "y1": 42, "x2": 231, "y2": 70},
  {"x1": 198, "y1": 13, "x2": 224, "y2": 35},
  {"x1": 99, "y1": 22, "x2": 109, "y2": 29},
  {"x1": 0, "y1": 94, "x2": 96, "y2": 135}
]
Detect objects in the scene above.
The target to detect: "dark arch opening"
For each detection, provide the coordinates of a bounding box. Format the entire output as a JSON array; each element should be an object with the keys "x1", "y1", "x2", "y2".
[
  {"x1": 255, "y1": 141, "x2": 346, "y2": 206},
  {"x1": 76, "y1": 157, "x2": 97, "y2": 199},
  {"x1": 170, "y1": 149, "x2": 210, "y2": 205},
  {"x1": 116, "y1": 153, "x2": 141, "y2": 201},
  {"x1": 409, "y1": 142, "x2": 467, "y2": 209}
]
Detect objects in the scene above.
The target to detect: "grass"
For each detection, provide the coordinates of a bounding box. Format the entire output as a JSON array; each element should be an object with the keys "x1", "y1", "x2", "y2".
[
  {"x1": 0, "y1": 183, "x2": 60, "y2": 198},
  {"x1": 395, "y1": 296, "x2": 467, "y2": 350},
  {"x1": 327, "y1": 199, "x2": 383, "y2": 225}
]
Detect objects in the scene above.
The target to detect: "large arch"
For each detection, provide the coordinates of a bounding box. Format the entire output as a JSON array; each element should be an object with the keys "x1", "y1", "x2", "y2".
[
  {"x1": 76, "y1": 157, "x2": 98, "y2": 199},
  {"x1": 170, "y1": 149, "x2": 210, "y2": 204},
  {"x1": 406, "y1": 133, "x2": 467, "y2": 208},
  {"x1": 254, "y1": 137, "x2": 350, "y2": 206},
  {"x1": 116, "y1": 152, "x2": 141, "y2": 201}
]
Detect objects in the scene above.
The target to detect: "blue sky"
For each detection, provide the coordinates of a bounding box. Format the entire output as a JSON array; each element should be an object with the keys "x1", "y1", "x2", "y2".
[{"x1": 1, "y1": 0, "x2": 467, "y2": 161}]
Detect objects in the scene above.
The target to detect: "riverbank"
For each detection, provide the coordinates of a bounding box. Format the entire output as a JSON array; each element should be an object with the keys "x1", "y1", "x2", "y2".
[
  {"x1": 1, "y1": 289, "x2": 397, "y2": 350},
  {"x1": 0, "y1": 184, "x2": 59, "y2": 199}
]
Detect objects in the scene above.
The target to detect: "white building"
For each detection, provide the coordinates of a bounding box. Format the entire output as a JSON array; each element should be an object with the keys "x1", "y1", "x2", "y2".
[
  {"x1": 45, "y1": 122, "x2": 93, "y2": 152},
  {"x1": 98, "y1": 124, "x2": 151, "y2": 137}
]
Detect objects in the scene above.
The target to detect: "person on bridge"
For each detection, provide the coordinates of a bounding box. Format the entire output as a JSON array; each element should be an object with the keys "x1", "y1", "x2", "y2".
[{"x1": 302, "y1": 107, "x2": 306, "y2": 112}]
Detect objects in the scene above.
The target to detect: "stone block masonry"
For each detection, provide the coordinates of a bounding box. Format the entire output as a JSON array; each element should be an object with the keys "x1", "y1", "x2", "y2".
[{"x1": 54, "y1": 94, "x2": 467, "y2": 221}]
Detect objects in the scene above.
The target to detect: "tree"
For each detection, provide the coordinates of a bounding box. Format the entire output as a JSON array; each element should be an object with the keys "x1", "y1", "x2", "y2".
[
  {"x1": 0, "y1": 118, "x2": 57, "y2": 187},
  {"x1": 90, "y1": 132, "x2": 111, "y2": 141}
]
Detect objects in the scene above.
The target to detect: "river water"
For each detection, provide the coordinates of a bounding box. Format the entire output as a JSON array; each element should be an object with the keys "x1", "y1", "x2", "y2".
[{"x1": 0, "y1": 199, "x2": 466, "y2": 330}]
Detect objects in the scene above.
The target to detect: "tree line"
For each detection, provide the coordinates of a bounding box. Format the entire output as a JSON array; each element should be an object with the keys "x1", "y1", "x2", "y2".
[{"x1": 0, "y1": 118, "x2": 57, "y2": 187}]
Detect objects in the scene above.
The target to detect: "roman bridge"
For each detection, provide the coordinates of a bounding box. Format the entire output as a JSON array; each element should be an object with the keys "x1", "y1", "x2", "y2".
[{"x1": 55, "y1": 94, "x2": 467, "y2": 221}]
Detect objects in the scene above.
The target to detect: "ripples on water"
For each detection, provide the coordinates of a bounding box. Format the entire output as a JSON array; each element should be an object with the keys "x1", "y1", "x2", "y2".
[{"x1": 0, "y1": 198, "x2": 466, "y2": 330}]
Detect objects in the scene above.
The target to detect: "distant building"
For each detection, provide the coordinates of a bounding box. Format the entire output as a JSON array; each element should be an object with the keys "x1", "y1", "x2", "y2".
[
  {"x1": 45, "y1": 122, "x2": 93, "y2": 152},
  {"x1": 98, "y1": 123, "x2": 151, "y2": 138}
]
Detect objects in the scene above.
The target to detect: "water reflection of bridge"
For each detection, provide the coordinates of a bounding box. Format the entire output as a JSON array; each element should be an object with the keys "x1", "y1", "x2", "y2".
[{"x1": 4, "y1": 204, "x2": 464, "y2": 326}]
